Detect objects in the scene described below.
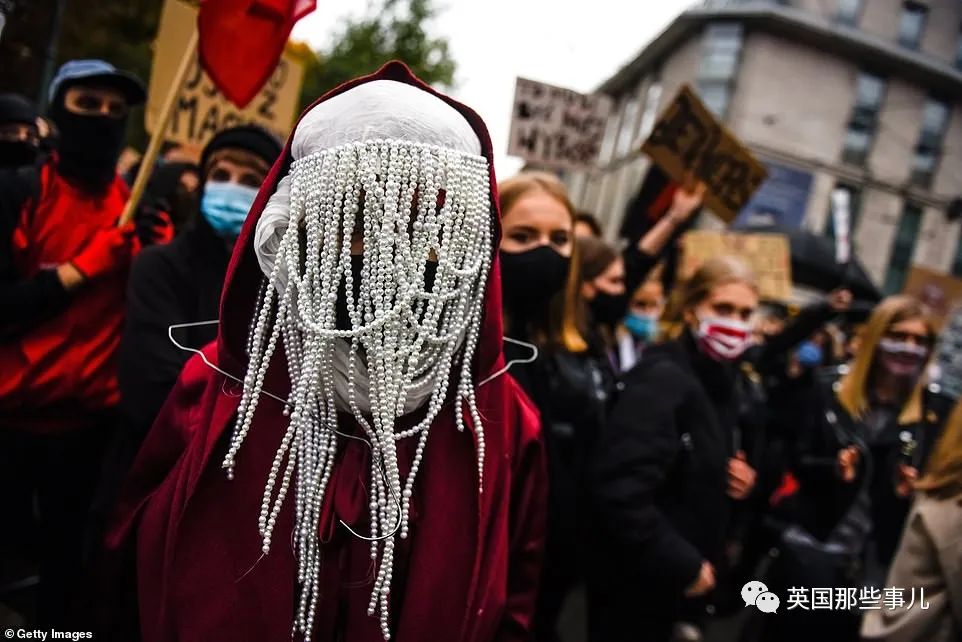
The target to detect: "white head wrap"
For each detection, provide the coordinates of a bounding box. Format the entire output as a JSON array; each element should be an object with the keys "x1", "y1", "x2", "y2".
[
  {"x1": 254, "y1": 80, "x2": 481, "y2": 290},
  {"x1": 226, "y1": 79, "x2": 493, "y2": 641}
]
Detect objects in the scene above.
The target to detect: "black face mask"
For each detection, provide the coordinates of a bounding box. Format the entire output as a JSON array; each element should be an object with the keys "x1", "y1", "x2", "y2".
[
  {"x1": 335, "y1": 256, "x2": 439, "y2": 331},
  {"x1": 589, "y1": 290, "x2": 629, "y2": 326},
  {"x1": 500, "y1": 245, "x2": 570, "y2": 315},
  {"x1": 0, "y1": 141, "x2": 38, "y2": 168},
  {"x1": 50, "y1": 100, "x2": 126, "y2": 191}
]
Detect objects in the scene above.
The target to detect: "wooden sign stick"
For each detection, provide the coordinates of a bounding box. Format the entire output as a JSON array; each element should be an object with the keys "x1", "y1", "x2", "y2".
[{"x1": 118, "y1": 29, "x2": 199, "y2": 226}]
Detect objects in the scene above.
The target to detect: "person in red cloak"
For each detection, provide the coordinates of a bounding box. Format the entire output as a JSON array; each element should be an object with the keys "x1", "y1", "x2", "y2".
[{"x1": 105, "y1": 61, "x2": 547, "y2": 642}]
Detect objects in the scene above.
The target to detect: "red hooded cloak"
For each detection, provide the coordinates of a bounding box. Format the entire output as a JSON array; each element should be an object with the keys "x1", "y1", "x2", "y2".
[{"x1": 105, "y1": 62, "x2": 546, "y2": 642}]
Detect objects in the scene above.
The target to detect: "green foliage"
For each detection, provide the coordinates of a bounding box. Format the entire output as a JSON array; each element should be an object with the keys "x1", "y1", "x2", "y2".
[
  {"x1": 57, "y1": 0, "x2": 161, "y2": 88},
  {"x1": 56, "y1": 0, "x2": 163, "y2": 149},
  {"x1": 298, "y1": 0, "x2": 456, "y2": 110}
]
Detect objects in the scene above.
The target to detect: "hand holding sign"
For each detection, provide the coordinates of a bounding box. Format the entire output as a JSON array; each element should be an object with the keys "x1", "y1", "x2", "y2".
[{"x1": 668, "y1": 176, "x2": 706, "y2": 224}]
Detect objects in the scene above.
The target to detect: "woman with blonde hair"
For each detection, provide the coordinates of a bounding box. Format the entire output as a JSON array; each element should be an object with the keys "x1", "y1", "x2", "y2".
[
  {"x1": 590, "y1": 256, "x2": 761, "y2": 641},
  {"x1": 497, "y1": 171, "x2": 610, "y2": 642},
  {"x1": 763, "y1": 296, "x2": 948, "y2": 642},
  {"x1": 861, "y1": 400, "x2": 962, "y2": 641},
  {"x1": 498, "y1": 171, "x2": 587, "y2": 355}
]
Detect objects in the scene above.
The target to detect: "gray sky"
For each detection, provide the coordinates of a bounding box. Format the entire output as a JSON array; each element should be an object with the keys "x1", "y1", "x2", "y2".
[{"x1": 292, "y1": 0, "x2": 694, "y2": 176}]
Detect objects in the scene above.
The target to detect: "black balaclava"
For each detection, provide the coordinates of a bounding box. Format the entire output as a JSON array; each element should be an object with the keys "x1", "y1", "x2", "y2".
[
  {"x1": 49, "y1": 83, "x2": 127, "y2": 191},
  {"x1": 0, "y1": 138, "x2": 37, "y2": 168},
  {"x1": 0, "y1": 93, "x2": 39, "y2": 168}
]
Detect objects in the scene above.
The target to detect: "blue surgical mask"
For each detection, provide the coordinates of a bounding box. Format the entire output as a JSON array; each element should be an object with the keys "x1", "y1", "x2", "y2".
[
  {"x1": 200, "y1": 181, "x2": 258, "y2": 238},
  {"x1": 624, "y1": 312, "x2": 659, "y2": 341},
  {"x1": 795, "y1": 340, "x2": 823, "y2": 368}
]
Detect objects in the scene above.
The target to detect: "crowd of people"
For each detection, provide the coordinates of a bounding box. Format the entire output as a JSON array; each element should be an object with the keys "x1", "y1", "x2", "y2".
[{"x1": 0, "y1": 57, "x2": 960, "y2": 642}]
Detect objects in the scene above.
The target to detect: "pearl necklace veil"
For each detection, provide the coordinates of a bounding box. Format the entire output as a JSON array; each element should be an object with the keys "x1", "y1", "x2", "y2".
[{"x1": 222, "y1": 80, "x2": 494, "y2": 640}]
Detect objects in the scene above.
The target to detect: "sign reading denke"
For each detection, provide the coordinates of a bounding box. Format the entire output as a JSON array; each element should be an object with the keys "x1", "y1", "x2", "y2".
[
  {"x1": 146, "y1": 0, "x2": 305, "y2": 148},
  {"x1": 507, "y1": 77, "x2": 613, "y2": 170},
  {"x1": 642, "y1": 85, "x2": 767, "y2": 223}
]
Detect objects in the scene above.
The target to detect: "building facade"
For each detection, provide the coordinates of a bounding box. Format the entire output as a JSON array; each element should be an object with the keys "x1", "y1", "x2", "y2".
[{"x1": 568, "y1": 0, "x2": 962, "y2": 292}]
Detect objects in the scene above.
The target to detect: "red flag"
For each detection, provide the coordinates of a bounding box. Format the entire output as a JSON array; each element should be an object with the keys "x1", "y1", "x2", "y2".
[{"x1": 198, "y1": 0, "x2": 315, "y2": 108}]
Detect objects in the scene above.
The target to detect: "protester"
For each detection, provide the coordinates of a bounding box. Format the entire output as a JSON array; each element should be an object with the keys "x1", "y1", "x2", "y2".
[
  {"x1": 0, "y1": 59, "x2": 150, "y2": 627},
  {"x1": 125, "y1": 143, "x2": 202, "y2": 233},
  {"x1": 574, "y1": 210, "x2": 603, "y2": 238},
  {"x1": 861, "y1": 398, "x2": 962, "y2": 642},
  {"x1": 0, "y1": 92, "x2": 42, "y2": 600},
  {"x1": 0, "y1": 93, "x2": 40, "y2": 284},
  {"x1": 577, "y1": 235, "x2": 676, "y2": 373},
  {"x1": 140, "y1": 160, "x2": 200, "y2": 233},
  {"x1": 0, "y1": 93, "x2": 40, "y2": 168},
  {"x1": 105, "y1": 62, "x2": 547, "y2": 642},
  {"x1": 498, "y1": 170, "x2": 610, "y2": 642},
  {"x1": 577, "y1": 234, "x2": 627, "y2": 349},
  {"x1": 617, "y1": 274, "x2": 666, "y2": 371},
  {"x1": 715, "y1": 290, "x2": 855, "y2": 625},
  {"x1": 118, "y1": 124, "x2": 281, "y2": 447},
  {"x1": 763, "y1": 295, "x2": 946, "y2": 642},
  {"x1": 575, "y1": 181, "x2": 704, "y2": 376},
  {"x1": 589, "y1": 255, "x2": 760, "y2": 642}
]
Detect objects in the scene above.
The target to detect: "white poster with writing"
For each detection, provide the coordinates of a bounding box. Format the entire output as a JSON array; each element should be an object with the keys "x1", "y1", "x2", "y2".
[{"x1": 507, "y1": 77, "x2": 612, "y2": 170}]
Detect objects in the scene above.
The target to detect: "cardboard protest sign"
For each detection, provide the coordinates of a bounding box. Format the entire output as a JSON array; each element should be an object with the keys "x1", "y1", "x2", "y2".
[
  {"x1": 507, "y1": 77, "x2": 613, "y2": 170},
  {"x1": 681, "y1": 229, "x2": 792, "y2": 302},
  {"x1": 901, "y1": 266, "x2": 962, "y2": 329},
  {"x1": 146, "y1": 0, "x2": 305, "y2": 147},
  {"x1": 642, "y1": 85, "x2": 767, "y2": 223}
]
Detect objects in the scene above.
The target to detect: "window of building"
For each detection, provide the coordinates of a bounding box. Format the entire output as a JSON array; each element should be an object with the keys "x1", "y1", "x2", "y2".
[
  {"x1": 884, "y1": 202, "x2": 923, "y2": 294},
  {"x1": 842, "y1": 71, "x2": 885, "y2": 165},
  {"x1": 598, "y1": 105, "x2": 623, "y2": 165},
  {"x1": 897, "y1": 1, "x2": 928, "y2": 50},
  {"x1": 836, "y1": 0, "x2": 862, "y2": 26},
  {"x1": 910, "y1": 98, "x2": 950, "y2": 187},
  {"x1": 952, "y1": 230, "x2": 962, "y2": 277},
  {"x1": 955, "y1": 26, "x2": 962, "y2": 70},
  {"x1": 637, "y1": 81, "x2": 663, "y2": 142},
  {"x1": 697, "y1": 23, "x2": 743, "y2": 119},
  {"x1": 615, "y1": 98, "x2": 641, "y2": 159},
  {"x1": 825, "y1": 183, "x2": 862, "y2": 242}
]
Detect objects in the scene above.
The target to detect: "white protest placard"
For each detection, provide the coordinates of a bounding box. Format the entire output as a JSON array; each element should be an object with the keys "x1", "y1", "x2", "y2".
[{"x1": 507, "y1": 77, "x2": 613, "y2": 170}]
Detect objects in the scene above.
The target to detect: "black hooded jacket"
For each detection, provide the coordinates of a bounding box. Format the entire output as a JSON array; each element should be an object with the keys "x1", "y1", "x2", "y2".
[
  {"x1": 589, "y1": 331, "x2": 739, "y2": 640},
  {"x1": 118, "y1": 217, "x2": 231, "y2": 442}
]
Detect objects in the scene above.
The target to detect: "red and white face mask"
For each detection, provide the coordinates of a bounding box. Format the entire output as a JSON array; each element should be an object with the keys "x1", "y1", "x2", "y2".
[{"x1": 696, "y1": 316, "x2": 753, "y2": 362}]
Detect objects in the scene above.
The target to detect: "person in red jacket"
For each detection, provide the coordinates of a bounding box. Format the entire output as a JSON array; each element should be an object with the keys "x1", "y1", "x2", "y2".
[
  {"x1": 105, "y1": 61, "x2": 547, "y2": 642},
  {"x1": 0, "y1": 60, "x2": 151, "y2": 627}
]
